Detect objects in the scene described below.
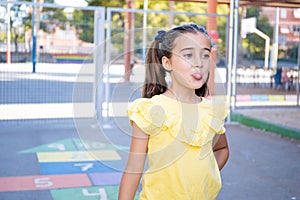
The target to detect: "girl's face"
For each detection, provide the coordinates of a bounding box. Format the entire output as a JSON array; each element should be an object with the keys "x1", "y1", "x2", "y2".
[{"x1": 162, "y1": 32, "x2": 212, "y2": 92}]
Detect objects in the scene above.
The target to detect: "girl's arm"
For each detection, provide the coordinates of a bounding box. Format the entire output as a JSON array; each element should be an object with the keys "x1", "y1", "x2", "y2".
[
  {"x1": 213, "y1": 133, "x2": 229, "y2": 170},
  {"x1": 118, "y1": 122, "x2": 149, "y2": 200}
]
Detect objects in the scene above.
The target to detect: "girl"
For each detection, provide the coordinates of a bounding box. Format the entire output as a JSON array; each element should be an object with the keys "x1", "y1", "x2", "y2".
[{"x1": 119, "y1": 24, "x2": 229, "y2": 200}]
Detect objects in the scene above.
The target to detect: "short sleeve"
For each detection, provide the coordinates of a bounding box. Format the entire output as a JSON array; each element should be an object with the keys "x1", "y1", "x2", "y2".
[
  {"x1": 216, "y1": 101, "x2": 229, "y2": 135},
  {"x1": 216, "y1": 124, "x2": 226, "y2": 135},
  {"x1": 127, "y1": 98, "x2": 167, "y2": 135},
  {"x1": 201, "y1": 98, "x2": 229, "y2": 135},
  {"x1": 213, "y1": 103, "x2": 228, "y2": 135}
]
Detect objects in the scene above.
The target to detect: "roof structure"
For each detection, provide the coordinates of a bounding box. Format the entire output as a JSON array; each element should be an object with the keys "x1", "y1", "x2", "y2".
[{"x1": 173, "y1": 0, "x2": 300, "y2": 8}]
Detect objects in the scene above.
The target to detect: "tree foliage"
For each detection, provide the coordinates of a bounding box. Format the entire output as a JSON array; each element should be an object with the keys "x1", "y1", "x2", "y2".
[
  {"x1": 73, "y1": 0, "x2": 126, "y2": 43},
  {"x1": 40, "y1": 7, "x2": 68, "y2": 33},
  {"x1": 73, "y1": 9, "x2": 94, "y2": 43},
  {"x1": 0, "y1": 3, "x2": 31, "y2": 52},
  {"x1": 73, "y1": 0, "x2": 229, "y2": 57},
  {"x1": 1, "y1": 0, "x2": 275, "y2": 61}
]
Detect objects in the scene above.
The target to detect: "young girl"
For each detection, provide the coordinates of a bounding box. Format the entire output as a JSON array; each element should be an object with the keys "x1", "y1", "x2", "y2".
[{"x1": 119, "y1": 24, "x2": 229, "y2": 200}]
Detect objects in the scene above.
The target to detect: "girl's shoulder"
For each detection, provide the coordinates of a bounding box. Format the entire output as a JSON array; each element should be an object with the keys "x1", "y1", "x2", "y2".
[
  {"x1": 127, "y1": 95, "x2": 168, "y2": 135},
  {"x1": 129, "y1": 95, "x2": 166, "y2": 107},
  {"x1": 200, "y1": 97, "x2": 229, "y2": 120},
  {"x1": 128, "y1": 95, "x2": 163, "y2": 115}
]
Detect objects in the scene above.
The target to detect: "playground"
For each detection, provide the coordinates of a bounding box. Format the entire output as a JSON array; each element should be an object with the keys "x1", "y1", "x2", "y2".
[{"x1": 0, "y1": 0, "x2": 299, "y2": 199}]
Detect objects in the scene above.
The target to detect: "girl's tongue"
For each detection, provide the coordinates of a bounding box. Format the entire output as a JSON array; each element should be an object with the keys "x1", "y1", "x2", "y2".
[{"x1": 192, "y1": 73, "x2": 202, "y2": 80}]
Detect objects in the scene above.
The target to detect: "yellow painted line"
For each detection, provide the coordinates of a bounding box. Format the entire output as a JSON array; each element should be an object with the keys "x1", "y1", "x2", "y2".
[
  {"x1": 268, "y1": 95, "x2": 285, "y2": 101},
  {"x1": 37, "y1": 150, "x2": 121, "y2": 162}
]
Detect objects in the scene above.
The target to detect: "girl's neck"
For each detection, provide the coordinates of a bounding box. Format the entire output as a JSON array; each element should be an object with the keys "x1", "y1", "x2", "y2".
[{"x1": 164, "y1": 88, "x2": 201, "y2": 104}]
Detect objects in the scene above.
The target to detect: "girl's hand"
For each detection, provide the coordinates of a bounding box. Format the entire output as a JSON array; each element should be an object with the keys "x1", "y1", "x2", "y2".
[{"x1": 213, "y1": 133, "x2": 229, "y2": 170}]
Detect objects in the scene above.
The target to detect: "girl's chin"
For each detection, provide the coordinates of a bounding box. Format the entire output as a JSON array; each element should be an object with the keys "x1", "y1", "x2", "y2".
[{"x1": 192, "y1": 83, "x2": 205, "y2": 89}]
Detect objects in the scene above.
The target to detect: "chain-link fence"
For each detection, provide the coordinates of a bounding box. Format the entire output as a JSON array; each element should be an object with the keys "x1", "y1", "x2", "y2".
[
  {"x1": 0, "y1": 1, "x2": 104, "y2": 122},
  {"x1": 0, "y1": 2, "x2": 102, "y2": 64},
  {"x1": 0, "y1": 1, "x2": 299, "y2": 122}
]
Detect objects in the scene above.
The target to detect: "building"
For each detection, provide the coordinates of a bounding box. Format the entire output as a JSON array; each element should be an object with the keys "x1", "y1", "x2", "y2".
[{"x1": 261, "y1": 7, "x2": 300, "y2": 47}]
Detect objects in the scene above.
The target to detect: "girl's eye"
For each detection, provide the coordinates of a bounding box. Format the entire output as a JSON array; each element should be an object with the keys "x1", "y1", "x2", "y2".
[
  {"x1": 201, "y1": 53, "x2": 210, "y2": 60},
  {"x1": 183, "y1": 53, "x2": 193, "y2": 59}
]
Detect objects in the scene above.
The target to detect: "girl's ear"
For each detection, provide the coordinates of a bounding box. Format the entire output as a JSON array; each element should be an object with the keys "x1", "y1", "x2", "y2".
[{"x1": 161, "y1": 56, "x2": 172, "y2": 72}]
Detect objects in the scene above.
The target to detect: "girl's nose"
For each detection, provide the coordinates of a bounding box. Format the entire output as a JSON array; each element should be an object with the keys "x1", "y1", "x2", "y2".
[{"x1": 193, "y1": 56, "x2": 203, "y2": 68}]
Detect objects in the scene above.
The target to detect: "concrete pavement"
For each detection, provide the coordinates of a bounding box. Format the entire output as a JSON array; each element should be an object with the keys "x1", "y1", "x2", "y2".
[
  {"x1": 233, "y1": 107, "x2": 300, "y2": 140},
  {"x1": 219, "y1": 124, "x2": 300, "y2": 200},
  {"x1": 0, "y1": 114, "x2": 300, "y2": 200}
]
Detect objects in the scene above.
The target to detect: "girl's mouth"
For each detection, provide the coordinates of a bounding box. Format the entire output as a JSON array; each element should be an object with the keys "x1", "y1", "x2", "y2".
[{"x1": 191, "y1": 73, "x2": 202, "y2": 80}]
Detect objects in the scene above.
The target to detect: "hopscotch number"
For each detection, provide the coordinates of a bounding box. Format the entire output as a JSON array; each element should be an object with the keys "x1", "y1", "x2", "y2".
[
  {"x1": 48, "y1": 143, "x2": 65, "y2": 151},
  {"x1": 34, "y1": 177, "x2": 53, "y2": 188},
  {"x1": 82, "y1": 188, "x2": 108, "y2": 200},
  {"x1": 74, "y1": 163, "x2": 94, "y2": 171}
]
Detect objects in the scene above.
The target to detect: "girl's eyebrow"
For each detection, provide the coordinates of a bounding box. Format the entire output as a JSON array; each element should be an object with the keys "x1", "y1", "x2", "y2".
[
  {"x1": 179, "y1": 47, "x2": 211, "y2": 52},
  {"x1": 180, "y1": 47, "x2": 193, "y2": 52},
  {"x1": 203, "y1": 48, "x2": 211, "y2": 52}
]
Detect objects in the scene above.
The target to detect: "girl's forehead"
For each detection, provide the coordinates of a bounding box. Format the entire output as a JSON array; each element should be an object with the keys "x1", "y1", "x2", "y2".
[{"x1": 173, "y1": 32, "x2": 210, "y2": 51}]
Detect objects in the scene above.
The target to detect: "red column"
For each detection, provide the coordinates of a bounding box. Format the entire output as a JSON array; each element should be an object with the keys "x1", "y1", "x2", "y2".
[{"x1": 207, "y1": 0, "x2": 217, "y2": 95}]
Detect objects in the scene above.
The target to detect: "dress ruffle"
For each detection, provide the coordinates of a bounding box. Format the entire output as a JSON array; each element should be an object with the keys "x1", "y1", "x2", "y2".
[
  {"x1": 127, "y1": 97, "x2": 228, "y2": 147},
  {"x1": 127, "y1": 98, "x2": 168, "y2": 135},
  {"x1": 167, "y1": 98, "x2": 227, "y2": 147}
]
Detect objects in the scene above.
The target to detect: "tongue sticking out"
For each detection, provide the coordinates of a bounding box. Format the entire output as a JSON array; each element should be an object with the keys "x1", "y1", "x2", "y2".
[{"x1": 192, "y1": 73, "x2": 202, "y2": 80}]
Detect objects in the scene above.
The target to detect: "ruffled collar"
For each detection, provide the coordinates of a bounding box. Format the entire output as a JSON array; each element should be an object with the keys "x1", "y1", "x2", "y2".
[{"x1": 152, "y1": 94, "x2": 227, "y2": 148}]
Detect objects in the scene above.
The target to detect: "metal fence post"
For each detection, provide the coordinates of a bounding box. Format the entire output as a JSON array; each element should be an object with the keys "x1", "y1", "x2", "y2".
[
  {"x1": 232, "y1": 0, "x2": 240, "y2": 111},
  {"x1": 94, "y1": 7, "x2": 106, "y2": 121},
  {"x1": 226, "y1": 0, "x2": 235, "y2": 123},
  {"x1": 297, "y1": 32, "x2": 300, "y2": 106},
  {"x1": 6, "y1": 3, "x2": 11, "y2": 64},
  {"x1": 32, "y1": 0, "x2": 37, "y2": 73}
]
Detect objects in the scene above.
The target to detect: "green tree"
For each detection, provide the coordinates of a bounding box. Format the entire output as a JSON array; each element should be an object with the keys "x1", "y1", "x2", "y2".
[
  {"x1": 215, "y1": 4, "x2": 230, "y2": 62},
  {"x1": 73, "y1": 9, "x2": 94, "y2": 43},
  {"x1": 4, "y1": 3, "x2": 31, "y2": 53},
  {"x1": 73, "y1": 0, "x2": 126, "y2": 43},
  {"x1": 71, "y1": 0, "x2": 229, "y2": 59},
  {"x1": 132, "y1": 1, "x2": 228, "y2": 58},
  {"x1": 40, "y1": 7, "x2": 68, "y2": 33}
]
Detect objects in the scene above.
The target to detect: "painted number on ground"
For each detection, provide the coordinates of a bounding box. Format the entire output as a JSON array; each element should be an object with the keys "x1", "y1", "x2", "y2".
[
  {"x1": 34, "y1": 177, "x2": 53, "y2": 188},
  {"x1": 51, "y1": 186, "x2": 119, "y2": 200}
]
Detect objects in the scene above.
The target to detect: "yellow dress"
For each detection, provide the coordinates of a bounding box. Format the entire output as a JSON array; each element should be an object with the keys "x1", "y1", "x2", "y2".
[{"x1": 127, "y1": 94, "x2": 228, "y2": 200}]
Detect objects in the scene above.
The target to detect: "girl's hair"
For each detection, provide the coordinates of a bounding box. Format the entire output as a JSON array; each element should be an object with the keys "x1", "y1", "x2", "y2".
[{"x1": 142, "y1": 23, "x2": 212, "y2": 98}]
